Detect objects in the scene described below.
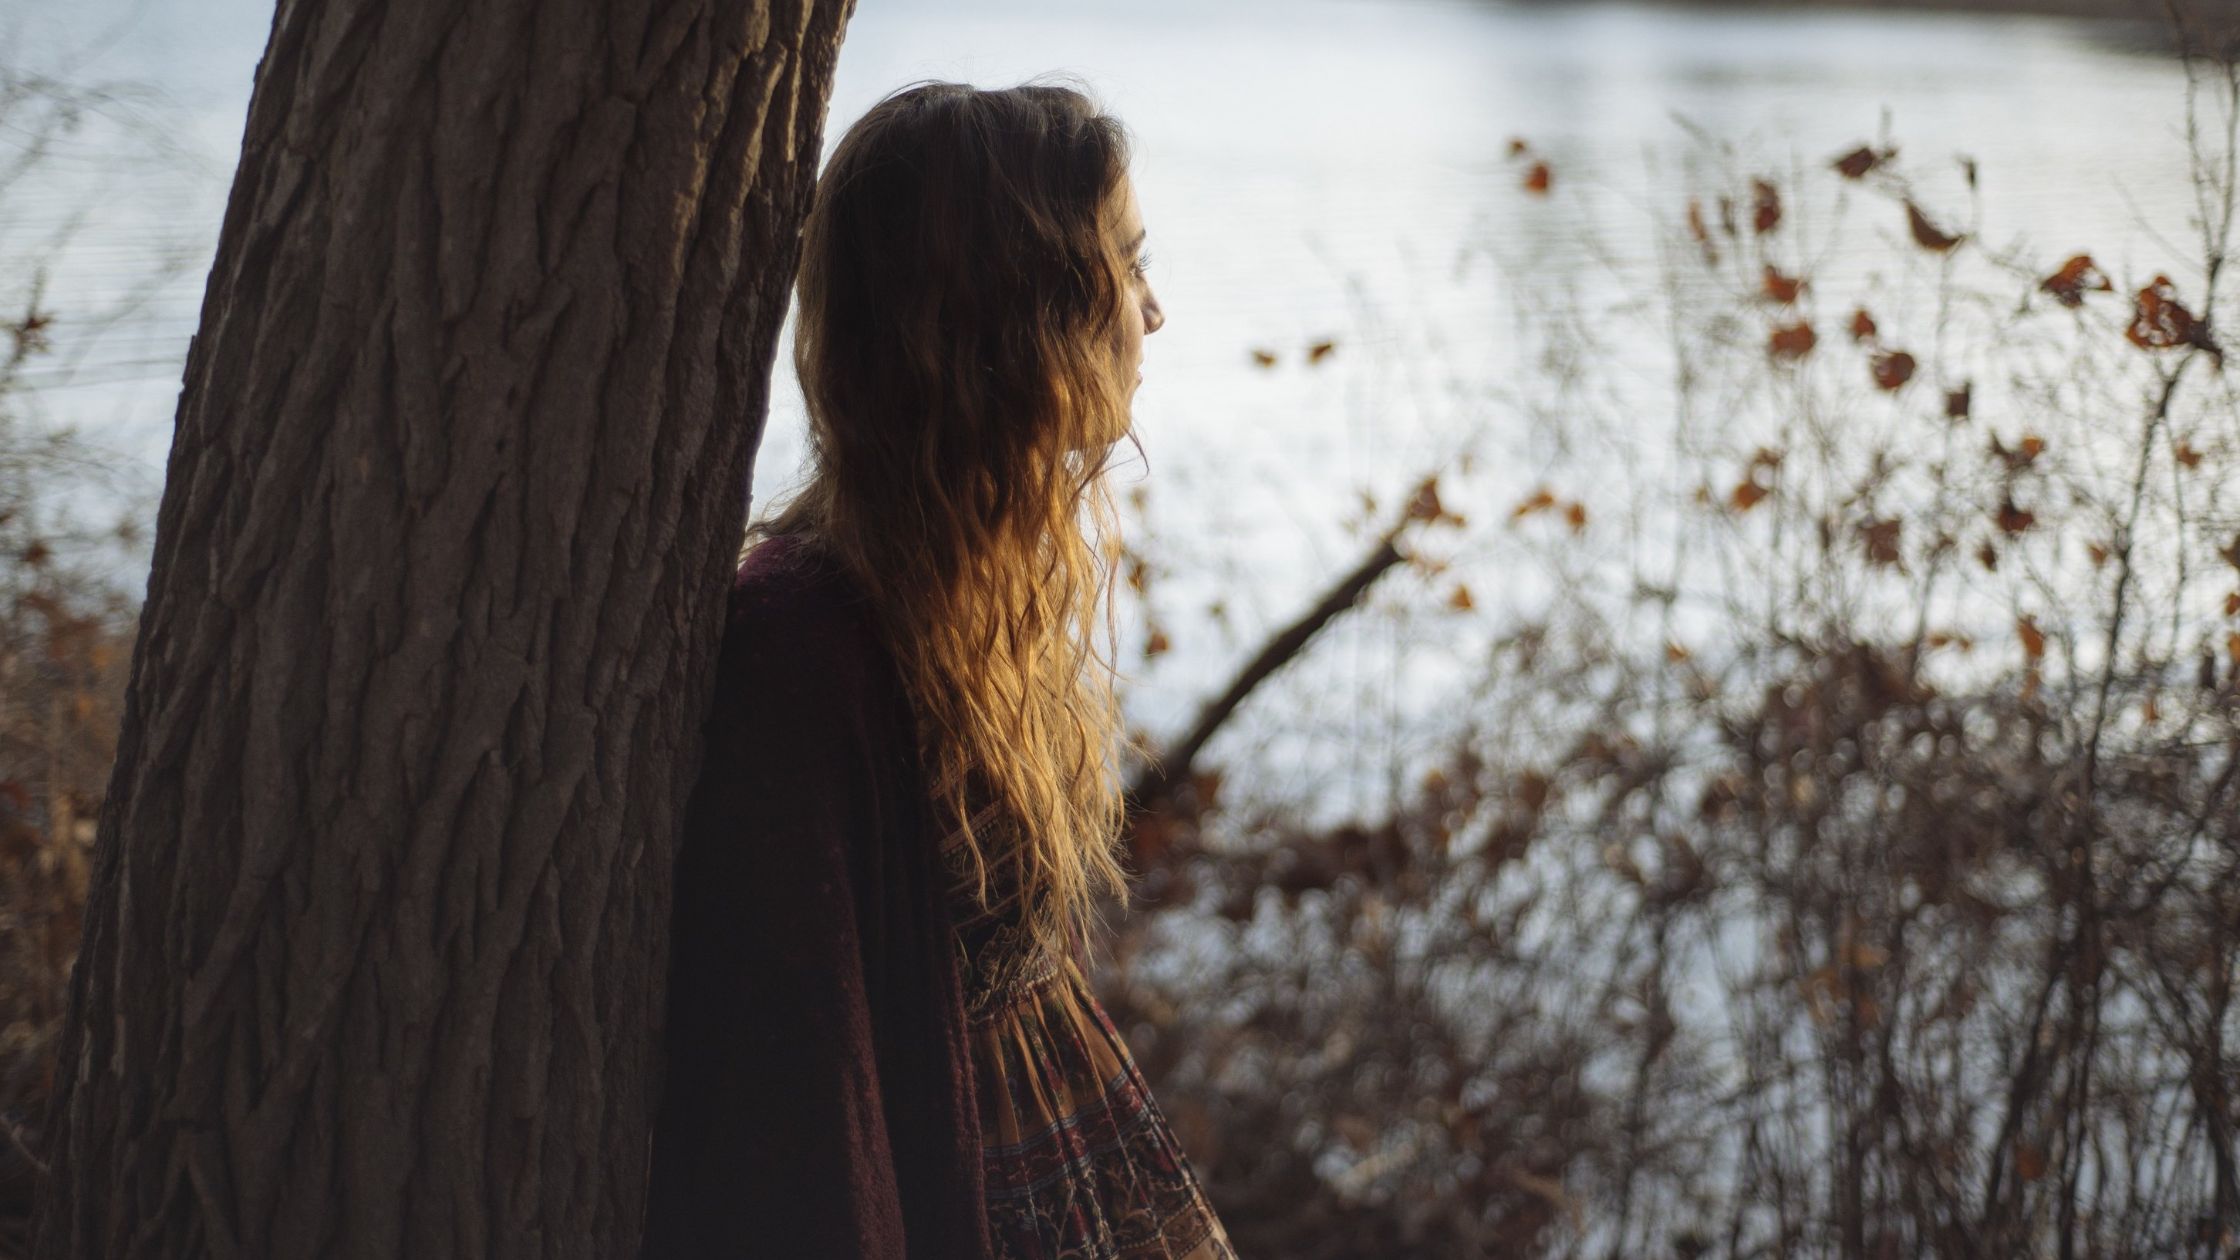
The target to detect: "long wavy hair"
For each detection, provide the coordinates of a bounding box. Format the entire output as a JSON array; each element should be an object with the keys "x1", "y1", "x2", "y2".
[{"x1": 751, "y1": 80, "x2": 1147, "y2": 967}]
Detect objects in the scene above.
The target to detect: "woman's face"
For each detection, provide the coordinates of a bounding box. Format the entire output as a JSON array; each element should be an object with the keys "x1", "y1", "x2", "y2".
[{"x1": 1108, "y1": 175, "x2": 1164, "y2": 398}]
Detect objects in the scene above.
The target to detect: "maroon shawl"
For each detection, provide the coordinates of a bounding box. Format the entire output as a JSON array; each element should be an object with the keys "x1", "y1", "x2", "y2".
[{"x1": 644, "y1": 533, "x2": 994, "y2": 1258}]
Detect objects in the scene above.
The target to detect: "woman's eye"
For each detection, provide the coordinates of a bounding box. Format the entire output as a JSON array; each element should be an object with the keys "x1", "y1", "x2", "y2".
[{"x1": 1132, "y1": 251, "x2": 1153, "y2": 276}]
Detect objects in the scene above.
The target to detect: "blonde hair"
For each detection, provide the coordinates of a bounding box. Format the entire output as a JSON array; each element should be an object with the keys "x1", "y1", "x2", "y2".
[{"x1": 753, "y1": 80, "x2": 1147, "y2": 966}]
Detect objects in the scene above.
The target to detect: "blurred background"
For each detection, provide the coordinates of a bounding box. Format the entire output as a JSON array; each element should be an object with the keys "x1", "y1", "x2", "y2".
[{"x1": 5, "y1": 0, "x2": 2239, "y2": 1255}]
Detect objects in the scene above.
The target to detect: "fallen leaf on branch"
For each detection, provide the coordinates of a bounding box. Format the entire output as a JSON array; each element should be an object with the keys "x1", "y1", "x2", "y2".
[
  {"x1": 1870, "y1": 350, "x2": 1916, "y2": 391},
  {"x1": 1906, "y1": 201, "x2": 1963, "y2": 251},
  {"x1": 1859, "y1": 518, "x2": 1902, "y2": 567},
  {"x1": 1752, "y1": 179, "x2": 1782, "y2": 233},
  {"x1": 1831, "y1": 144, "x2": 1894, "y2": 179},
  {"x1": 1406, "y1": 477, "x2": 1446, "y2": 522},
  {"x1": 1762, "y1": 264, "x2": 1806, "y2": 304},
  {"x1": 2018, "y1": 616, "x2": 2047, "y2": 660},
  {"x1": 1990, "y1": 433, "x2": 2045, "y2": 471},
  {"x1": 2126, "y1": 274, "x2": 2221, "y2": 361},
  {"x1": 1768, "y1": 321, "x2": 1817, "y2": 360},
  {"x1": 2039, "y1": 254, "x2": 2111, "y2": 308}
]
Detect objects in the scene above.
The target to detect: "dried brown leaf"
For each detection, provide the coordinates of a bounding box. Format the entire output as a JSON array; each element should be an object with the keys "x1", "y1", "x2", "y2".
[
  {"x1": 1768, "y1": 321, "x2": 1817, "y2": 361},
  {"x1": 1906, "y1": 201, "x2": 1962, "y2": 251},
  {"x1": 2039, "y1": 254, "x2": 2111, "y2": 308},
  {"x1": 1752, "y1": 179, "x2": 1781, "y2": 234},
  {"x1": 1870, "y1": 350, "x2": 1917, "y2": 391}
]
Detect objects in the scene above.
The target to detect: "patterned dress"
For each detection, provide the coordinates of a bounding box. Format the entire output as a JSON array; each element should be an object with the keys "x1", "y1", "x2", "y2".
[{"x1": 939, "y1": 802, "x2": 1239, "y2": 1259}]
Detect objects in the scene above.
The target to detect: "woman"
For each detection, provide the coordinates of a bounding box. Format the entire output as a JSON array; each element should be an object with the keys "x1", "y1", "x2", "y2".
[{"x1": 644, "y1": 81, "x2": 1237, "y2": 1259}]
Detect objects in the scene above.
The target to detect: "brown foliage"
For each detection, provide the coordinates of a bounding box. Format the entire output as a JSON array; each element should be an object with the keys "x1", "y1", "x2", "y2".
[
  {"x1": 1869, "y1": 348, "x2": 1917, "y2": 391},
  {"x1": 2039, "y1": 253, "x2": 2112, "y2": 307},
  {"x1": 1768, "y1": 320, "x2": 1817, "y2": 360},
  {"x1": 1102, "y1": 51, "x2": 2240, "y2": 1257},
  {"x1": 0, "y1": 311, "x2": 139, "y2": 1259},
  {"x1": 2126, "y1": 272, "x2": 2222, "y2": 361},
  {"x1": 1906, "y1": 200, "x2": 1963, "y2": 251},
  {"x1": 1761, "y1": 264, "x2": 1806, "y2": 304},
  {"x1": 1751, "y1": 178, "x2": 1782, "y2": 234},
  {"x1": 0, "y1": 65, "x2": 184, "y2": 1252},
  {"x1": 1832, "y1": 143, "x2": 1894, "y2": 180}
]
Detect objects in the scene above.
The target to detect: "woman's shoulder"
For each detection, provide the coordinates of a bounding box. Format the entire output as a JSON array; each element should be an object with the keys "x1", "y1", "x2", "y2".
[
  {"x1": 718, "y1": 532, "x2": 898, "y2": 709},
  {"x1": 728, "y1": 533, "x2": 867, "y2": 640}
]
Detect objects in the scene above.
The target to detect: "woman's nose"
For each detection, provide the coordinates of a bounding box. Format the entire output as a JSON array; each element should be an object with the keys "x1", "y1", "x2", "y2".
[{"x1": 1143, "y1": 288, "x2": 1165, "y2": 335}]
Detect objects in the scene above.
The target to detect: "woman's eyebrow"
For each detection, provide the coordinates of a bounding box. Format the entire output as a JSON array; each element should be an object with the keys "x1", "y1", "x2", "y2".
[{"x1": 1127, "y1": 229, "x2": 1147, "y2": 251}]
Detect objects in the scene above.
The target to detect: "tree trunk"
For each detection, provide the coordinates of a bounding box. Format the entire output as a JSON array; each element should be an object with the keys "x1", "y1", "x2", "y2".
[{"x1": 32, "y1": 0, "x2": 853, "y2": 1254}]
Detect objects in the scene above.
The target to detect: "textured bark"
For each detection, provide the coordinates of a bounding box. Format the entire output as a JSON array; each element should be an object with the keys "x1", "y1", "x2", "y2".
[{"x1": 32, "y1": 0, "x2": 853, "y2": 1255}]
